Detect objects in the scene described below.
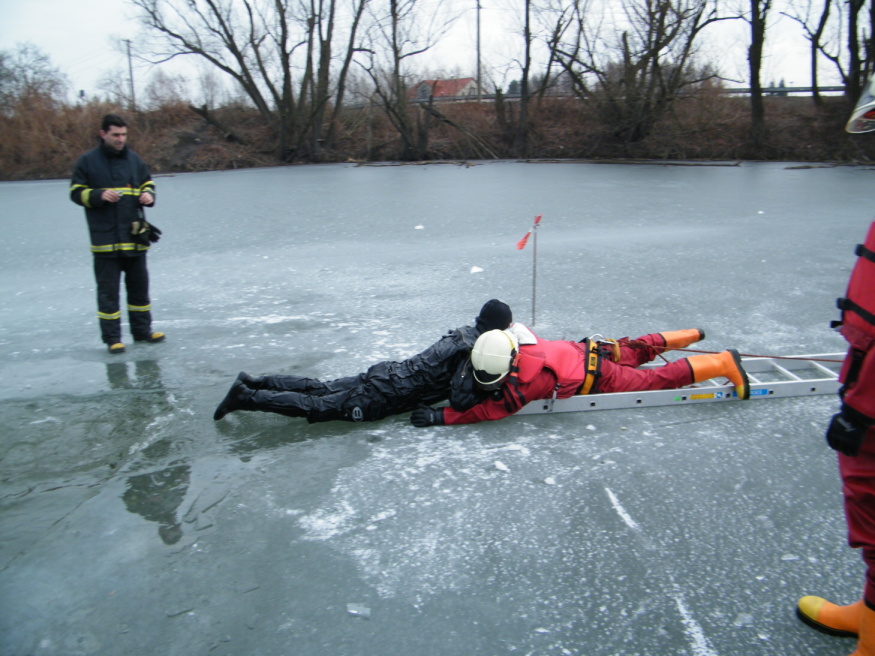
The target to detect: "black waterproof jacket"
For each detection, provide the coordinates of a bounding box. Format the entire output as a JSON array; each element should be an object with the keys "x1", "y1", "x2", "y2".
[
  {"x1": 363, "y1": 324, "x2": 482, "y2": 413},
  {"x1": 70, "y1": 143, "x2": 156, "y2": 258}
]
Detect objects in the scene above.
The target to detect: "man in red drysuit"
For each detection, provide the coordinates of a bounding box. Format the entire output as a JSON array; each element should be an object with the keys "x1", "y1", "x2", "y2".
[
  {"x1": 410, "y1": 324, "x2": 750, "y2": 426},
  {"x1": 797, "y1": 220, "x2": 875, "y2": 656}
]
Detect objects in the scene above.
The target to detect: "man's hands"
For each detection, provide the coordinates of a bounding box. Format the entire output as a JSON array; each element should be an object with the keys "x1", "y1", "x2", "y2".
[
  {"x1": 99, "y1": 190, "x2": 153, "y2": 204},
  {"x1": 411, "y1": 406, "x2": 444, "y2": 428},
  {"x1": 826, "y1": 408, "x2": 871, "y2": 457}
]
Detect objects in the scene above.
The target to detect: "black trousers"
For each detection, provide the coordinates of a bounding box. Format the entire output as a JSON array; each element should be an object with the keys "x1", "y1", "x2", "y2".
[
  {"x1": 93, "y1": 254, "x2": 152, "y2": 344},
  {"x1": 249, "y1": 374, "x2": 386, "y2": 423}
]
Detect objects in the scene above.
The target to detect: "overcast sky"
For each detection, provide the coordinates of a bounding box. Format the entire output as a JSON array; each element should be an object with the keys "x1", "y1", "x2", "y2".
[{"x1": 0, "y1": 0, "x2": 844, "y2": 102}]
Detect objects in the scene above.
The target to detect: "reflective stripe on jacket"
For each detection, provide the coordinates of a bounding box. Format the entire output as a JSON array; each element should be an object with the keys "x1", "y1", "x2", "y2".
[{"x1": 69, "y1": 143, "x2": 156, "y2": 257}]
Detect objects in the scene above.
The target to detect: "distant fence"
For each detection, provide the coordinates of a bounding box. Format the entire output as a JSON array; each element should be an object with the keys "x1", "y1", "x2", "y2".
[
  {"x1": 344, "y1": 86, "x2": 848, "y2": 109},
  {"x1": 722, "y1": 85, "x2": 846, "y2": 96},
  {"x1": 402, "y1": 86, "x2": 847, "y2": 105}
]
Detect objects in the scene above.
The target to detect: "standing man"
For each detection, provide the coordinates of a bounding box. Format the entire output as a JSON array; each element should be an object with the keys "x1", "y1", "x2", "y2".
[
  {"x1": 796, "y1": 221, "x2": 875, "y2": 656},
  {"x1": 796, "y1": 82, "x2": 875, "y2": 656},
  {"x1": 70, "y1": 114, "x2": 165, "y2": 353}
]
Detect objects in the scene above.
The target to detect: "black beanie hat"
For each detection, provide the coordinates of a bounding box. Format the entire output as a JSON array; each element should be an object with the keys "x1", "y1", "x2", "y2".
[{"x1": 475, "y1": 299, "x2": 512, "y2": 332}]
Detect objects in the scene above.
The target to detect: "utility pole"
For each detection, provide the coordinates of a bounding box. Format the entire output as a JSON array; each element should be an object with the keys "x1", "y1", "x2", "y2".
[
  {"x1": 125, "y1": 39, "x2": 137, "y2": 112},
  {"x1": 476, "y1": 0, "x2": 482, "y2": 101}
]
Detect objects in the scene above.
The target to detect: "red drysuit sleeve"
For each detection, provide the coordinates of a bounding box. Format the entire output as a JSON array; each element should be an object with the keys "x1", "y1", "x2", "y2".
[{"x1": 442, "y1": 370, "x2": 559, "y2": 424}]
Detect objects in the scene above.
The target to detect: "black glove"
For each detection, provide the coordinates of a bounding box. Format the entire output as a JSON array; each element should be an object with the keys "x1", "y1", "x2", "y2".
[
  {"x1": 826, "y1": 410, "x2": 868, "y2": 457},
  {"x1": 411, "y1": 406, "x2": 444, "y2": 428},
  {"x1": 131, "y1": 221, "x2": 161, "y2": 245},
  {"x1": 147, "y1": 223, "x2": 162, "y2": 242}
]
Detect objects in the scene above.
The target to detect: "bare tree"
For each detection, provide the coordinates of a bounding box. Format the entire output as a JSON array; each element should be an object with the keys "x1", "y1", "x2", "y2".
[
  {"x1": 746, "y1": 0, "x2": 771, "y2": 147},
  {"x1": 0, "y1": 43, "x2": 68, "y2": 115},
  {"x1": 785, "y1": 0, "x2": 873, "y2": 102},
  {"x1": 130, "y1": 0, "x2": 365, "y2": 161},
  {"x1": 544, "y1": 0, "x2": 727, "y2": 146},
  {"x1": 141, "y1": 69, "x2": 190, "y2": 109},
  {"x1": 325, "y1": 0, "x2": 370, "y2": 150},
  {"x1": 782, "y1": 0, "x2": 834, "y2": 106},
  {"x1": 516, "y1": 0, "x2": 533, "y2": 156},
  {"x1": 356, "y1": 0, "x2": 456, "y2": 160},
  {"x1": 845, "y1": 0, "x2": 869, "y2": 99}
]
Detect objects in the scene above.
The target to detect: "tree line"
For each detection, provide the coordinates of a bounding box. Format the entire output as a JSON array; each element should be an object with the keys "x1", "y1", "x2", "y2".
[{"x1": 0, "y1": 0, "x2": 873, "y2": 179}]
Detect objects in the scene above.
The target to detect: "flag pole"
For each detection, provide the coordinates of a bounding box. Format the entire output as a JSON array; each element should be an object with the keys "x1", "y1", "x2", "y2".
[
  {"x1": 516, "y1": 215, "x2": 542, "y2": 326},
  {"x1": 531, "y1": 220, "x2": 538, "y2": 326}
]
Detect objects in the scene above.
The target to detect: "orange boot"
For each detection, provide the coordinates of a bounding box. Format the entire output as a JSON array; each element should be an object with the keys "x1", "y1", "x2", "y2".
[
  {"x1": 797, "y1": 596, "x2": 862, "y2": 637},
  {"x1": 686, "y1": 349, "x2": 750, "y2": 400},
  {"x1": 659, "y1": 328, "x2": 706, "y2": 350},
  {"x1": 852, "y1": 602, "x2": 875, "y2": 656}
]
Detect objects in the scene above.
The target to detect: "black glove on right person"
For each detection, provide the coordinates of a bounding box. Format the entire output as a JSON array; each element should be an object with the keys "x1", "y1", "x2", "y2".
[
  {"x1": 826, "y1": 409, "x2": 870, "y2": 457},
  {"x1": 411, "y1": 406, "x2": 444, "y2": 428}
]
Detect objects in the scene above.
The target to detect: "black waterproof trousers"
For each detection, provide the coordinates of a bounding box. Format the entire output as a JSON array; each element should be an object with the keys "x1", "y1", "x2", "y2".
[{"x1": 94, "y1": 254, "x2": 153, "y2": 344}]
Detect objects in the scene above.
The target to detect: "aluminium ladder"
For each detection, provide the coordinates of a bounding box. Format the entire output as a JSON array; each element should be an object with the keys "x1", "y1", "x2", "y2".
[{"x1": 516, "y1": 353, "x2": 845, "y2": 415}]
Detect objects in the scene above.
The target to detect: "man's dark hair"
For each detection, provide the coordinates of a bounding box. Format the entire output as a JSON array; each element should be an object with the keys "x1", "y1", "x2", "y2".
[
  {"x1": 475, "y1": 299, "x2": 512, "y2": 332},
  {"x1": 101, "y1": 114, "x2": 127, "y2": 131}
]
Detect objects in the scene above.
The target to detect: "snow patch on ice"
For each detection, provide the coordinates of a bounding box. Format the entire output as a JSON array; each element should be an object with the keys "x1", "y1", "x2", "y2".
[
  {"x1": 299, "y1": 499, "x2": 358, "y2": 541},
  {"x1": 605, "y1": 487, "x2": 640, "y2": 531},
  {"x1": 673, "y1": 587, "x2": 719, "y2": 656}
]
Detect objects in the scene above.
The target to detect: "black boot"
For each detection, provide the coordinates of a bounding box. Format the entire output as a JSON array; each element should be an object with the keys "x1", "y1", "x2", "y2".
[
  {"x1": 235, "y1": 371, "x2": 265, "y2": 389},
  {"x1": 213, "y1": 379, "x2": 255, "y2": 420}
]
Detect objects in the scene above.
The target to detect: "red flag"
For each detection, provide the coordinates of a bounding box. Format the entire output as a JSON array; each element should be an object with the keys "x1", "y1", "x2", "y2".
[
  {"x1": 516, "y1": 215, "x2": 542, "y2": 250},
  {"x1": 516, "y1": 231, "x2": 531, "y2": 250}
]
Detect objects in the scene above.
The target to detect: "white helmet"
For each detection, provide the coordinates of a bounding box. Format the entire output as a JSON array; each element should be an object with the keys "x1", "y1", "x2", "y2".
[{"x1": 471, "y1": 329, "x2": 518, "y2": 389}]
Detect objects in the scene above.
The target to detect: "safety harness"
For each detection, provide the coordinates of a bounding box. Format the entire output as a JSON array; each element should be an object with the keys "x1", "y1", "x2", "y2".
[
  {"x1": 834, "y1": 222, "x2": 875, "y2": 397},
  {"x1": 576, "y1": 336, "x2": 623, "y2": 396}
]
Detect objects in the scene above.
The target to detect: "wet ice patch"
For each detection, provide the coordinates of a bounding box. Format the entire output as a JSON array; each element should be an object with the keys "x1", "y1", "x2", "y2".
[{"x1": 295, "y1": 433, "x2": 602, "y2": 600}]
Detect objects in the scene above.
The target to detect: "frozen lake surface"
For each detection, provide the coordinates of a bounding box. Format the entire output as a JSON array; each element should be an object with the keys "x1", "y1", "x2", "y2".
[{"x1": 1, "y1": 160, "x2": 873, "y2": 655}]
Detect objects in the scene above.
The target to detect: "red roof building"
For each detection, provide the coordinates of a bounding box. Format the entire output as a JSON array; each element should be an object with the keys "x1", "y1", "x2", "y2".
[{"x1": 408, "y1": 78, "x2": 478, "y2": 101}]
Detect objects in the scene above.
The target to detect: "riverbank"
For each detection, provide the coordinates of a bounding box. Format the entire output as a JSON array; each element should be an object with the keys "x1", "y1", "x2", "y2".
[{"x1": 1, "y1": 94, "x2": 873, "y2": 181}]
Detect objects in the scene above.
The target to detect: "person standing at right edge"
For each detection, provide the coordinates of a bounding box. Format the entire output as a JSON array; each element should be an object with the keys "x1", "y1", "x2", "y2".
[
  {"x1": 797, "y1": 220, "x2": 875, "y2": 655},
  {"x1": 70, "y1": 114, "x2": 165, "y2": 354}
]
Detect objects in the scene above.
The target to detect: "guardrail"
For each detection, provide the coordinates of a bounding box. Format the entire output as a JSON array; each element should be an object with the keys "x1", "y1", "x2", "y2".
[{"x1": 404, "y1": 86, "x2": 848, "y2": 105}]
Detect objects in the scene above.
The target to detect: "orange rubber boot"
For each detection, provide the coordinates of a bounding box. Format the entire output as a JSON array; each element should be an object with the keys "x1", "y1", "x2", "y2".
[
  {"x1": 658, "y1": 328, "x2": 705, "y2": 350},
  {"x1": 797, "y1": 596, "x2": 862, "y2": 637},
  {"x1": 686, "y1": 349, "x2": 750, "y2": 400},
  {"x1": 852, "y1": 603, "x2": 875, "y2": 656}
]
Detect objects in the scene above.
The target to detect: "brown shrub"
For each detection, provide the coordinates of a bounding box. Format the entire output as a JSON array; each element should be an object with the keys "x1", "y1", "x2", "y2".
[{"x1": 1, "y1": 90, "x2": 873, "y2": 181}]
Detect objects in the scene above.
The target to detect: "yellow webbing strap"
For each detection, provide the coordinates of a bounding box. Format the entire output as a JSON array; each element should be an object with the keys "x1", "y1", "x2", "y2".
[{"x1": 577, "y1": 339, "x2": 601, "y2": 395}]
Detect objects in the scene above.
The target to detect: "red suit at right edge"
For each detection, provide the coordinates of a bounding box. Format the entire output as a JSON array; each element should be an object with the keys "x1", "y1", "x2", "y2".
[{"x1": 797, "y1": 220, "x2": 875, "y2": 656}]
